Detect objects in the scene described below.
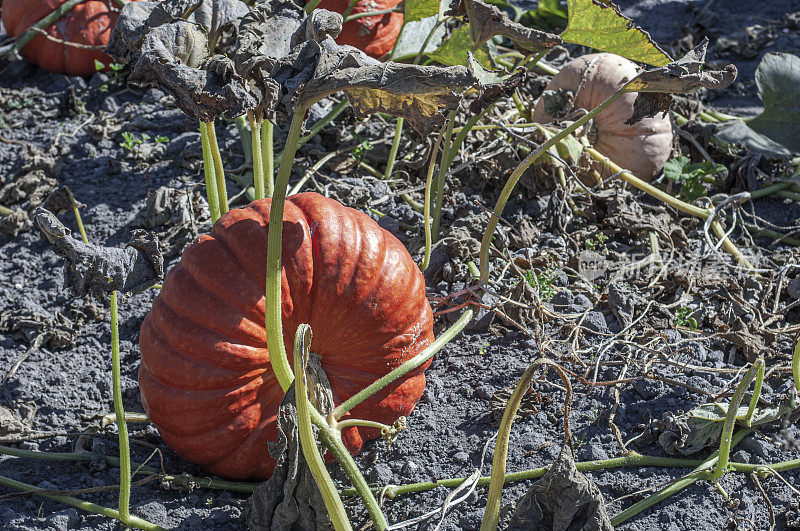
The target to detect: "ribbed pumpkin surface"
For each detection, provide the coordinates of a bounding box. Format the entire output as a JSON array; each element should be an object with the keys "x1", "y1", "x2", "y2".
[
  {"x1": 312, "y1": 0, "x2": 403, "y2": 59},
  {"x1": 138, "y1": 192, "x2": 434, "y2": 480},
  {"x1": 1, "y1": 0, "x2": 138, "y2": 75}
]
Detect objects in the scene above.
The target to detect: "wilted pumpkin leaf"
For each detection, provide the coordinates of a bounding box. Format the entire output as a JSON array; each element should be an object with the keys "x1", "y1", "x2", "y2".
[
  {"x1": 735, "y1": 52, "x2": 800, "y2": 153},
  {"x1": 34, "y1": 209, "x2": 163, "y2": 297},
  {"x1": 455, "y1": 0, "x2": 562, "y2": 53},
  {"x1": 107, "y1": 0, "x2": 257, "y2": 121},
  {"x1": 626, "y1": 39, "x2": 737, "y2": 93},
  {"x1": 715, "y1": 119, "x2": 792, "y2": 159},
  {"x1": 275, "y1": 37, "x2": 478, "y2": 135},
  {"x1": 466, "y1": 54, "x2": 525, "y2": 112},
  {"x1": 560, "y1": 0, "x2": 671, "y2": 67},
  {"x1": 658, "y1": 397, "x2": 800, "y2": 456},
  {"x1": 391, "y1": 15, "x2": 446, "y2": 60},
  {"x1": 427, "y1": 25, "x2": 492, "y2": 67}
]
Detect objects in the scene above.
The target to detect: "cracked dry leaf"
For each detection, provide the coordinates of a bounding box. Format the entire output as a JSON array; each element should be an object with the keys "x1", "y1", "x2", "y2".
[
  {"x1": 506, "y1": 450, "x2": 613, "y2": 530},
  {"x1": 34, "y1": 209, "x2": 163, "y2": 298},
  {"x1": 282, "y1": 37, "x2": 478, "y2": 135},
  {"x1": 455, "y1": 0, "x2": 562, "y2": 53},
  {"x1": 108, "y1": 0, "x2": 256, "y2": 121}
]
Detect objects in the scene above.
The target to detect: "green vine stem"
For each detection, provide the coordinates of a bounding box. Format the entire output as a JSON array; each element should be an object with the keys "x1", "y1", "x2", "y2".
[
  {"x1": 205, "y1": 121, "x2": 229, "y2": 215},
  {"x1": 793, "y1": 337, "x2": 800, "y2": 394},
  {"x1": 305, "y1": 0, "x2": 324, "y2": 12},
  {"x1": 275, "y1": 99, "x2": 350, "y2": 168},
  {"x1": 383, "y1": 117, "x2": 404, "y2": 179},
  {"x1": 713, "y1": 358, "x2": 764, "y2": 479},
  {"x1": 420, "y1": 122, "x2": 447, "y2": 271},
  {"x1": 340, "y1": 0, "x2": 360, "y2": 19},
  {"x1": 478, "y1": 87, "x2": 627, "y2": 282},
  {"x1": 331, "y1": 308, "x2": 474, "y2": 422},
  {"x1": 480, "y1": 359, "x2": 572, "y2": 531},
  {"x1": 611, "y1": 428, "x2": 751, "y2": 526},
  {"x1": 432, "y1": 110, "x2": 456, "y2": 243},
  {"x1": 262, "y1": 119, "x2": 275, "y2": 197},
  {"x1": 743, "y1": 357, "x2": 764, "y2": 427},
  {"x1": 0, "y1": 0, "x2": 86, "y2": 58},
  {"x1": 247, "y1": 111, "x2": 265, "y2": 200},
  {"x1": 344, "y1": 7, "x2": 400, "y2": 22},
  {"x1": 110, "y1": 291, "x2": 132, "y2": 524},
  {"x1": 293, "y1": 325, "x2": 353, "y2": 531},
  {"x1": 266, "y1": 107, "x2": 307, "y2": 392},
  {"x1": 231, "y1": 115, "x2": 256, "y2": 200},
  {"x1": 0, "y1": 475, "x2": 164, "y2": 531},
  {"x1": 199, "y1": 120, "x2": 221, "y2": 222},
  {"x1": 0, "y1": 204, "x2": 12, "y2": 215}
]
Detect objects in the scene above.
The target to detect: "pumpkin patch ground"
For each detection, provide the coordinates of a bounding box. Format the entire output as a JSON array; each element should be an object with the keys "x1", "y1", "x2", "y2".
[{"x1": 1, "y1": 0, "x2": 800, "y2": 529}]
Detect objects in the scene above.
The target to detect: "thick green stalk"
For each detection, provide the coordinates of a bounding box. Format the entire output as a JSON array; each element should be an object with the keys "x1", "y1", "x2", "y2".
[
  {"x1": 420, "y1": 122, "x2": 447, "y2": 271},
  {"x1": 343, "y1": 452, "x2": 704, "y2": 498},
  {"x1": 206, "y1": 121, "x2": 229, "y2": 215},
  {"x1": 262, "y1": 119, "x2": 275, "y2": 197},
  {"x1": 199, "y1": 121, "x2": 221, "y2": 222},
  {"x1": 611, "y1": 428, "x2": 750, "y2": 526},
  {"x1": 110, "y1": 291, "x2": 131, "y2": 522},
  {"x1": 231, "y1": 115, "x2": 256, "y2": 200},
  {"x1": 714, "y1": 359, "x2": 763, "y2": 478},
  {"x1": 0, "y1": 475, "x2": 164, "y2": 531},
  {"x1": 248, "y1": 111, "x2": 265, "y2": 200},
  {"x1": 293, "y1": 325, "x2": 353, "y2": 531},
  {"x1": 266, "y1": 107, "x2": 307, "y2": 392},
  {"x1": 331, "y1": 308, "x2": 474, "y2": 421},
  {"x1": 479, "y1": 86, "x2": 628, "y2": 282},
  {"x1": 793, "y1": 338, "x2": 800, "y2": 394},
  {"x1": 432, "y1": 110, "x2": 456, "y2": 243},
  {"x1": 383, "y1": 117, "x2": 404, "y2": 179}
]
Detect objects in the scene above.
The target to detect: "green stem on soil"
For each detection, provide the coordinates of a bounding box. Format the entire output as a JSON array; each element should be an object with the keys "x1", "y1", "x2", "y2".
[
  {"x1": 293, "y1": 325, "x2": 353, "y2": 531},
  {"x1": 478, "y1": 87, "x2": 628, "y2": 282},
  {"x1": 0, "y1": 204, "x2": 12, "y2": 215},
  {"x1": 432, "y1": 110, "x2": 456, "y2": 243},
  {"x1": 110, "y1": 291, "x2": 132, "y2": 524},
  {"x1": 793, "y1": 338, "x2": 800, "y2": 395},
  {"x1": 335, "y1": 418, "x2": 393, "y2": 431},
  {"x1": 420, "y1": 121, "x2": 447, "y2": 272},
  {"x1": 743, "y1": 358, "x2": 764, "y2": 427},
  {"x1": 0, "y1": 475, "x2": 164, "y2": 531},
  {"x1": 205, "y1": 121, "x2": 229, "y2": 215},
  {"x1": 262, "y1": 119, "x2": 275, "y2": 197},
  {"x1": 265, "y1": 107, "x2": 307, "y2": 393},
  {"x1": 714, "y1": 359, "x2": 763, "y2": 478},
  {"x1": 611, "y1": 428, "x2": 751, "y2": 526},
  {"x1": 199, "y1": 120, "x2": 221, "y2": 222},
  {"x1": 331, "y1": 308, "x2": 474, "y2": 421},
  {"x1": 0, "y1": 0, "x2": 87, "y2": 58},
  {"x1": 383, "y1": 117, "x2": 404, "y2": 180},
  {"x1": 248, "y1": 111, "x2": 265, "y2": 200}
]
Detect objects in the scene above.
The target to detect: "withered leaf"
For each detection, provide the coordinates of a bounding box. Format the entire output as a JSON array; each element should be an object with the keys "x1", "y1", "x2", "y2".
[
  {"x1": 34, "y1": 209, "x2": 163, "y2": 297},
  {"x1": 456, "y1": 0, "x2": 562, "y2": 53},
  {"x1": 467, "y1": 54, "x2": 525, "y2": 113},
  {"x1": 107, "y1": 0, "x2": 256, "y2": 121},
  {"x1": 626, "y1": 38, "x2": 737, "y2": 93},
  {"x1": 281, "y1": 37, "x2": 478, "y2": 135}
]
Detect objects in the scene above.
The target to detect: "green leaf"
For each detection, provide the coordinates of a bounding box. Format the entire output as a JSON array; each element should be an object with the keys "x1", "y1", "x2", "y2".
[
  {"x1": 663, "y1": 156, "x2": 690, "y2": 182},
  {"x1": 519, "y1": 0, "x2": 568, "y2": 32},
  {"x1": 427, "y1": 25, "x2": 491, "y2": 67},
  {"x1": 715, "y1": 119, "x2": 791, "y2": 159},
  {"x1": 405, "y1": 0, "x2": 441, "y2": 24},
  {"x1": 744, "y1": 52, "x2": 800, "y2": 153},
  {"x1": 560, "y1": 0, "x2": 671, "y2": 67},
  {"x1": 392, "y1": 16, "x2": 446, "y2": 61}
]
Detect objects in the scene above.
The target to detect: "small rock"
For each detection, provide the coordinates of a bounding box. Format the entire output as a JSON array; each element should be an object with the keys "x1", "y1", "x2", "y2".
[
  {"x1": 787, "y1": 277, "x2": 800, "y2": 299},
  {"x1": 453, "y1": 451, "x2": 470, "y2": 464},
  {"x1": 583, "y1": 311, "x2": 609, "y2": 334},
  {"x1": 135, "y1": 501, "x2": 167, "y2": 523},
  {"x1": 101, "y1": 96, "x2": 119, "y2": 113},
  {"x1": 551, "y1": 290, "x2": 574, "y2": 309},
  {"x1": 572, "y1": 294, "x2": 592, "y2": 310},
  {"x1": 732, "y1": 450, "x2": 751, "y2": 463},
  {"x1": 475, "y1": 385, "x2": 493, "y2": 399},
  {"x1": 632, "y1": 379, "x2": 664, "y2": 400}
]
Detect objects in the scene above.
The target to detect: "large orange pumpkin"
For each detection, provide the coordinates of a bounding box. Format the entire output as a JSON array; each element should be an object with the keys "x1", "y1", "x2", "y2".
[
  {"x1": 311, "y1": 0, "x2": 403, "y2": 59},
  {"x1": 139, "y1": 193, "x2": 434, "y2": 480},
  {"x1": 533, "y1": 53, "x2": 674, "y2": 181},
  {"x1": 1, "y1": 0, "x2": 137, "y2": 75}
]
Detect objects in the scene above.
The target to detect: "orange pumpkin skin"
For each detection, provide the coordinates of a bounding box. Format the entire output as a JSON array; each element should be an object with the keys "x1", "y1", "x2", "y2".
[
  {"x1": 533, "y1": 53, "x2": 674, "y2": 181},
  {"x1": 312, "y1": 0, "x2": 403, "y2": 58},
  {"x1": 1, "y1": 0, "x2": 135, "y2": 75},
  {"x1": 139, "y1": 193, "x2": 434, "y2": 480}
]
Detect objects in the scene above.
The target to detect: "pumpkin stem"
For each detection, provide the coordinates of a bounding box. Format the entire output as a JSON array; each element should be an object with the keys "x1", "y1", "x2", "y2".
[
  {"x1": 420, "y1": 121, "x2": 447, "y2": 272},
  {"x1": 199, "y1": 120, "x2": 221, "y2": 222},
  {"x1": 331, "y1": 308, "x2": 475, "y2": 421},
  {"x1": 110, "y1": 291, "x2": 133, "y2": 524},
  {"x1": 383, "y1": 117, "x2": 403, "y2": 180},
  {"x1": 247, "y1": 110, "x2": 265, "y2": 200},
  {"x1": 262, "y1": 119, "x2": 275, "y2": 197},
  {"x1": 431, "y1": 110, "x2": 457, "y2": 244},
  {"x1": 205, "y1": 121, "x2": 229, "y2": 215},
  {"x1": 265, "y1": 106, "x2": 307, "y2": 392},
  {"x1": 293, "y1": 324, "x2": 354, "y2": 531}
]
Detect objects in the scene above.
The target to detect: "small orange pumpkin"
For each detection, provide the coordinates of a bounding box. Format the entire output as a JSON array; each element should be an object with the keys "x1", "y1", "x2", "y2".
[
  {"x1": 311, "y1": 0, "x2": 403, "y2": 59},
  {"x1": 533, "y1": 53, "x2": 674, "y2": 181},
  {"x1": 1, "y1": 0, "x2": 138, "y2": 75},
  {"x1": 139, "y1": 193, "x2": 434, "y2": 480}
]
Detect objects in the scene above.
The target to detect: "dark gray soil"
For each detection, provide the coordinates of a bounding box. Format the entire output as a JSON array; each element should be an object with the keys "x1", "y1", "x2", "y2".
[{"x1": 2, "y1": 1, "x2": 799, "y2": 530}]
